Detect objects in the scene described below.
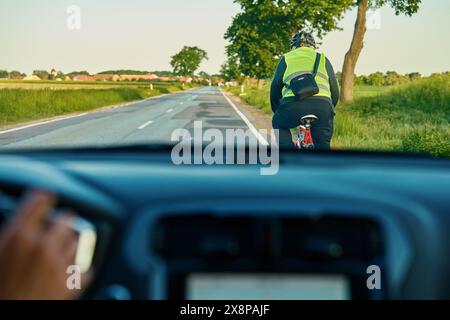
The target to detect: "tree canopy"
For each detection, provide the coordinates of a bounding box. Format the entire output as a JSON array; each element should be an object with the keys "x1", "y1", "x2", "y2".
[
  {"x1": 0, "y1": 70, "x2": 8, "y2": 79},
  {"x1": 224, "y1": 0, "x2": 353, "y2": 86},
  {"x1": 370, "y1": 0, "x2": 421, "y2": 16},
  {"x1": 220, "y1": 56, "x2": 244, "y2": 83},
  {"x1": 170, "y1": 46, "x2": 208, "y2": 77},
  {"x1": 9, "y1": 71, "x2": 25, "y2": 79},
  {"x1": 66, "y1": 71, "x2": 91, "y2": 78},
  {"x1": 33, "y1": 70, "x2": 49, "y2": 80}
]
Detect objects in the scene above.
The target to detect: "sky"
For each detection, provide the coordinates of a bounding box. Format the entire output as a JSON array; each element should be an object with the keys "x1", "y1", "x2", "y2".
[{"x1": 0, "y1": 0, "x2": 449, "y2": 76}]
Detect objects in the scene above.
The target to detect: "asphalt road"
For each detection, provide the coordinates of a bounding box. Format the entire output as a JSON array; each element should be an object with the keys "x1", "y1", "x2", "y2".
[{"x1": 0, "y1": 87, "x2": 259, "y2": 149}]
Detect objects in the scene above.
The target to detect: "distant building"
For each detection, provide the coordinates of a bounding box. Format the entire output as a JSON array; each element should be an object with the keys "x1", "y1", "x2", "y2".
[
  {"x1": 94, "y1": 74, "x2": 121, "y2": 82},
  {"x1": 178, "y1": 76, "x2": 193, "y2": 83},
  {"x1": 23, "y1": 75, "x2": 42, "y2": 81},
  {"x1": 73, "y1": 75, "x2": 96, "y2": 82},
  {"x1": 51, "y1": 68, "x2": 58, "y2": 79},
  {"x1": 157, "y1": 76, "x2": 172, "y2": 82},
  {"x1": 119, "y1": 74, "x2": 158, "y2": 81}
]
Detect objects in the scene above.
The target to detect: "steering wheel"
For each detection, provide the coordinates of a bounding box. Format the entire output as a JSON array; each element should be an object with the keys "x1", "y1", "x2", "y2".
[{"x1": 0, "y1": 156, "x2": 124, "y2": 299}]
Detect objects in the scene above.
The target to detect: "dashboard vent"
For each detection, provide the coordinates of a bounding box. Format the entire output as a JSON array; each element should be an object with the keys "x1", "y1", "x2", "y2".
[
  {"x1": 281, "y1": 217, "x2": 383, "y2": 260},
  {"x1": 153, "y1": 215, "x2": 259, "y2": 259},
  {"x1": 152, "y1": 214, "x2": 384, "y2": 262}
]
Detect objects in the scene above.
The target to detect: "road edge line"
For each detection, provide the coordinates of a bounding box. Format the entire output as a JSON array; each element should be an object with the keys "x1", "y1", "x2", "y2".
[{"x1": 220, "y1": 89, "x2": 269, "y2": 146}]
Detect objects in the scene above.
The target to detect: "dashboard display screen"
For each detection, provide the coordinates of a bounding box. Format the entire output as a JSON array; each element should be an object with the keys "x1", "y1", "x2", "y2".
[{"x1": 186, "y1": 274, "x2": 351, "y2": 300}]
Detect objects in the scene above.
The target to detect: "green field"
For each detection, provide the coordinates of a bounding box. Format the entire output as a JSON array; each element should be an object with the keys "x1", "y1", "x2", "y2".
[
  {"x1": 0, "y1": 80, "x2": 185, "y2": 90},
  {"x1": 0, "y1": 81, "x2": 192, "y2": 127},
  {"x1": 227, "y1": 75, "x2": 450, "y2": 157}
]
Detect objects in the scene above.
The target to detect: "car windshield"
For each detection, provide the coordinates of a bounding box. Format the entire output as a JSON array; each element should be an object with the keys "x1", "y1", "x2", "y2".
[{"x1": 0, "y1": 0, "x2": 448, "y2": 158}]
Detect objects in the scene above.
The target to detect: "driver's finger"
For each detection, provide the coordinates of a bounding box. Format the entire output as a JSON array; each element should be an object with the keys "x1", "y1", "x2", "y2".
[
  {"x1": 44, "y1": 213, "x2": 77, "y2": 251},
  {"x1": 63, "y1": 236, "x2": 79, "y2": 265},
  {"x1": 15, "y1": 190, "x2": 56, "y2": 230}
]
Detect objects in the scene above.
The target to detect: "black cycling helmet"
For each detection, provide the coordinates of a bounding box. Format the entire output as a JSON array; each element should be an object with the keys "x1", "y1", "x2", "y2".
[{"x1": 291, "y1": 31, "x2": 316, "y2": 50}]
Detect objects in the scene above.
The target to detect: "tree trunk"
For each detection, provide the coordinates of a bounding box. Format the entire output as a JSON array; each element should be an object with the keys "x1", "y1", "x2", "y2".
[
  {"x1": 257, "y1": 79, "x2": 264, "y2": 90},
  {"x1": 341, "y1": 0, "x2": 369, "y2": 103}
]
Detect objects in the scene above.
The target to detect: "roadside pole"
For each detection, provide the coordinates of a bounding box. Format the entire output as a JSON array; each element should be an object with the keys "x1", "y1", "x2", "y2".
[{"x1": 240, "y1": 84, "x2": 246, "y2": 96}]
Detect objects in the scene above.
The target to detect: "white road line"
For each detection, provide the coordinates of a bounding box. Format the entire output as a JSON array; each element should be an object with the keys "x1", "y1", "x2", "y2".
[
  {"x1": 166, "y1": 108, "x2": 174, "y2": 113},
  {"x1": 0, "y1": 113, "x2": 89, "y2": 135},
  {"x1": 219, "y1": 89, "x2": 269, "y2": 146},
  {"x1": 138, "y1": 120, "x2": 154, "y2": 130}
]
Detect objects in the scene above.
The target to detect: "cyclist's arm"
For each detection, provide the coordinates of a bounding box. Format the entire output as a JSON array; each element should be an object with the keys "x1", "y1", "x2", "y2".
[
  {"x1": 270, "y1": 56, "x2": 287, "y2": 113},
  {"x1": 325, "y1": 57, "x2": 340, "y2": 107}
]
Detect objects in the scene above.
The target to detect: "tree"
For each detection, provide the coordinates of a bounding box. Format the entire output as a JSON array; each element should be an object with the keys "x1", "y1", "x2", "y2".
[
  {"x1": 198, "y1": 71, "x2": 211, "y2": 79},
  {"x1": 66, "y1": 71, "x2": 91, "y2": 78},
  {"x1": 56, "y1": 71, "x2": 65, "y2": 80},
  {"x1": 224, "y1": 5, "x2": 280, "y2": 90},
  {"x1": 9, "y1": 71, "x2": 25, "y2": 80},
  {"x1": 408, "y1": 72, "x2": 421, "y2": 81},
  {"x1": 398, "y1": 74, "x2": 410, "y2": 85},
  {"x1": 384, "y1": 71, "x2": 401, "y2": 86},
  {"x1": 152, "y1": 70, "x2": 175, "y2": 77},
  {"x1": 0, "y1": 70, "x2": 9, "y2": 79},
  {"x1": 170, "y1": 46, "x2": 208, "y2": 78},
  {"x1": 220, "y1": 56, "x2": 245, "y2": 84},
  {"x1": 33, "y1": 70, "x2": 49, "y2": 80},
  {"x1": 355, "y1": 74, "x2": 369, "y2": 85},
  {"x1": 225, "y1": 0, "x2": 352, "y2": 89},
  {"x1": 367, "y1": 72, "x2": 385, "y2": 86},
  {"x1": 341, "y1": 0, "x2": 421, "y2": 102}
]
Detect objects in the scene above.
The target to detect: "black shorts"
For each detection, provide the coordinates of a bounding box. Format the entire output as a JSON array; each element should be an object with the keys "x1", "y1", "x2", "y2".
[{"x1": 272, "y1": 98, "x2": 335, "y2": 150}]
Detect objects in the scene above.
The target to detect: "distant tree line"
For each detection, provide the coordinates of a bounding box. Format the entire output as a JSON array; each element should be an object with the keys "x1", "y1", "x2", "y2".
[
  {"x1": 333, "y1": 71, "x2": 448, "y2": 87},
  {"x1": 98, "y1": 70, "x2": 150, "y2": 75},
  {"x1": 152, "y1": 71, "x2": 176, "y2": 77},
  {"x1": 0, "y1": 69, "x2": 178, "y2": 80},
  {"x1": 66, "y1": 71, "x2": 90, "y2": 78},
  {"x1": 0, "y1": 70, "x2": 26, "y2": 79}
]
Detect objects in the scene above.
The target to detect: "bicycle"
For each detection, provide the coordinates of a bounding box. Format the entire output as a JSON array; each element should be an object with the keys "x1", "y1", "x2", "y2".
[{"x1": 295, "y1": 115, "x2": 319, "y2": 150}]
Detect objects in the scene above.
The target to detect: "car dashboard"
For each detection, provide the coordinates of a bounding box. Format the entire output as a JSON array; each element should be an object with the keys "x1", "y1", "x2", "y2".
[{"x1": 0, "y1": 148, "x2": 449, "y2": 300}]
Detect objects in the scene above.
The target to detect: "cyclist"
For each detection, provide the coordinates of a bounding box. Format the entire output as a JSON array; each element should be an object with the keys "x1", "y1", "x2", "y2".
[{"x1": 271, "y1": 31, "x2": 340, "y2": 150}]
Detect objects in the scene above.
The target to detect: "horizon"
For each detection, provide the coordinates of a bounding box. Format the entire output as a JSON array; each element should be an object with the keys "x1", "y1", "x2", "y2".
[
  {"x1": 2, "y1": 68, "x2": 449, "y2": 79},
  {"x1": 1, "y1": 0, "x2": 449, "y2": 76}
]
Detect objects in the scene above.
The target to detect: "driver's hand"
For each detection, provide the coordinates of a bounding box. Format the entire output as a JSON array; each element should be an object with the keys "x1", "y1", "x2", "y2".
[{"x1": 0, "y1": 190, "x2": 91, "y2": 300}]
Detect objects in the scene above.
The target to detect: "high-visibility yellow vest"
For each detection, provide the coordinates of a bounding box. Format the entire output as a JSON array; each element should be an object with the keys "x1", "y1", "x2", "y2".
[{"x1": 282, "y1": 47, "x2": 331, "y2": 100}]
